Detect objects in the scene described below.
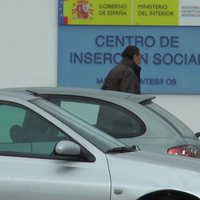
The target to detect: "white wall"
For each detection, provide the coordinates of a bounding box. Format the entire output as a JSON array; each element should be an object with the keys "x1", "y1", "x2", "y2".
[
  {"x1": 0, "y1": 0, "x2": 57, "y2": 87},
  {"x1": 0, "y1": 0, "x2": 199, "y2": 133}
]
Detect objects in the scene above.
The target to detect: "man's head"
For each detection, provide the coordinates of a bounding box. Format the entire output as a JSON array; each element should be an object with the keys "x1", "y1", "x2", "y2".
[{"x1": 122, "y1": 45, "x2": 141, "y2": 66}]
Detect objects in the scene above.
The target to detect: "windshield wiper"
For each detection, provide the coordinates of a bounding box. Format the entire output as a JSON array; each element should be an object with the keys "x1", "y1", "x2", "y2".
[{"x1": 107, "y1": 145, "x2": 138, "y2": 154}]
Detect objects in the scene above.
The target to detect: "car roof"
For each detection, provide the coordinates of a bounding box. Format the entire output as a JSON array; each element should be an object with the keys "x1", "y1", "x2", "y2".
[
  {"x1": 0, "y1": 88, "x2": 39, "y2": 101},
  {"x1": 0, "y1": 87, "x2": 155, "y2": 104}
]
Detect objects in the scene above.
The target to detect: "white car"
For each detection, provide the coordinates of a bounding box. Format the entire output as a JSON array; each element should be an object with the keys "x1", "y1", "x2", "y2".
[{"x1": 0, "y1": 89, "x2": 199, "y2": 200}]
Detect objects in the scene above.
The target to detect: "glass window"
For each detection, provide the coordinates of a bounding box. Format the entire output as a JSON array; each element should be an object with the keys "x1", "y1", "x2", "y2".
[
  {"x1": 61, "y1": 101, "x2": 99, "y2": 125},
  {"x1": 34, "y1": 99, "x2": 125, "y2": 153},
  {"x1": 50, "y1": 97, "x2": 146, "y2": 138},
  {"x1": 0, "y1": 102, "x2": 70, "y2": 157}
]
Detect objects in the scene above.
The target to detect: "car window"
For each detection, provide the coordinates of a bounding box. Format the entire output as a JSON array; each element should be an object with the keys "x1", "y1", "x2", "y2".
[
  {"x1": 34, "y1": 99, "x2": 127, "y2": 153},
  {"x1": 61, "y1": 101, "x2": 99, "y2": 125},
  {"x1": 50, "y1": 97, "x2": 145, "y2": 138},
  {"x1": 0, "y1": 102, "x2": 70, "y2": 157}
]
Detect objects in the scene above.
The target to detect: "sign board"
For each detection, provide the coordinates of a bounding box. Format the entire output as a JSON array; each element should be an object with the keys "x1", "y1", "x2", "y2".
[
  {"x1": 58, "y1": 0, "x2": 200, "y2": 94},
  {"x1": 59, "y1": 0, "x2": 200, "y2": 26}
]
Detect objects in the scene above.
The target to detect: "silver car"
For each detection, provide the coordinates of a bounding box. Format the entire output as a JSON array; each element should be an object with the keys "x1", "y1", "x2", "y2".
[
  {"x1": 8, "y1": 87, "x2": 200, "y2": 158},
  {"x1": 0, "y1": 89, "x2": 200, "y2": 199}
]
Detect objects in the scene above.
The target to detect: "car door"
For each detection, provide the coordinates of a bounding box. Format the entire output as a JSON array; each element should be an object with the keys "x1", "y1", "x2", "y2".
[{"x1": 0, "y1": 101, "x2": 110, "y2": 200}]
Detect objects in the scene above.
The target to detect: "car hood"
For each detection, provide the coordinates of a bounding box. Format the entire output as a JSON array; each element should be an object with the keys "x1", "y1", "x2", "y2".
[{"x1": 106, "y1": 151, "x2": 200, "y2": 199}]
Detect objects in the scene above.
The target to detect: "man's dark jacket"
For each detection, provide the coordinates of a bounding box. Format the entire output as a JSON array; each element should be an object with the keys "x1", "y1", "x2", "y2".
[{"x1": 102, "y1": 57, "x2": 141, "y2": 94}]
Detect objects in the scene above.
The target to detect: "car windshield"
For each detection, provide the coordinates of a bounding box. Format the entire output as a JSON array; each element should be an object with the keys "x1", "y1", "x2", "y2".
[
  {"x1": 31, "y1": 98, "x2": 128, "y2": 153},
  {"x1": 144, "y1": 102, "x2": 195, "y2": 139}
]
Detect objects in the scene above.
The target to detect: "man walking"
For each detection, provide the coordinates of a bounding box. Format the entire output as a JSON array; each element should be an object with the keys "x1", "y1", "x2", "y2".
[{"x1": 102, "y1": 45, "x2": 142, "y2": 94}]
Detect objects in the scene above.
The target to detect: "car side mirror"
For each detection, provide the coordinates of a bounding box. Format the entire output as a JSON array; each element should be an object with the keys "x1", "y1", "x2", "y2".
[
  {"x1": 55, "y1": 140, "x2": 81, "y2": 156},
  {"x1": 195, "y1": 132, "x2": 200, "y2": 139}
]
